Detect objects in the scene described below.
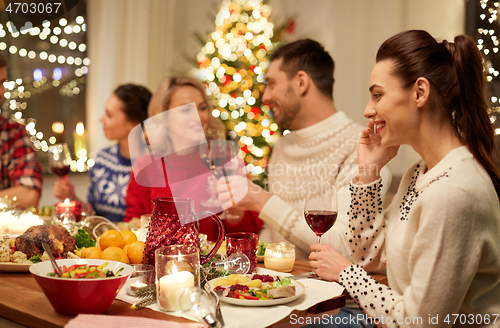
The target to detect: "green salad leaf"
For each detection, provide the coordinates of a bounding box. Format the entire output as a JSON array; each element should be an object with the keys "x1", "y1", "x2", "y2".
[
  {"x1": 73, "y1": 229, "x2": 96, "y2": 249},
  {"x1": 257, "y1": 240, "x2": 267, "y2": 256},
  {"x1": 272, "y1": 277, "x2": 292, "y2": 288},
  {"x1": 29, "y1": 254, "x2": 41, "y2": 263}
]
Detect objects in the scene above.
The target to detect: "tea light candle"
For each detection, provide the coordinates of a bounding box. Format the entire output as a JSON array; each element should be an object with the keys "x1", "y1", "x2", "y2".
[
  {"x1": 129, "y1": 281, "x2": 147, "y2": 292},
  {"x1": 264, "y1": 242, "x2": 296, "y2": 272},
  {"x1": 158, "y1": 270, "x2": 195, "y2": 311}
]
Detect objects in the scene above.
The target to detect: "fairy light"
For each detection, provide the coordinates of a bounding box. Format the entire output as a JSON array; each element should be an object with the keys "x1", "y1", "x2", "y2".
[
  {"x1": 0, "y1": 17, "x2": 92, "y2": 169},
  {"x1": 478, "y1": 0, "x2": 500, "y2": 134}
]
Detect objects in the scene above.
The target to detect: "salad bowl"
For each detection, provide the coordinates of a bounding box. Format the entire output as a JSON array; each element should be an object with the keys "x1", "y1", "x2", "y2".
[{"x1": 30, "y1": 258, "x2": 132, "y2": 315}]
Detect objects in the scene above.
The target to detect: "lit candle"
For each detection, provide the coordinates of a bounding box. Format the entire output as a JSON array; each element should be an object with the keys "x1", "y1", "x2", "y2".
[
  {"x1": 129, "y1": 281, "x2": 147, "y2": 292},
  {"x1": 1, "y1": 211, "x2": 43, "y2": 236},
  {"x1": 55, "y1": 198, "x2": 82, "y2": 221},
  {"x1": 73, "y1": 122, "x2": 86, "y2": 156},
  {"x1": 158, "y1": 268, "x2": 195, "y2": 311},
  {"x1": 264, "y1": 242, "x2": 296, "y2": 272}
]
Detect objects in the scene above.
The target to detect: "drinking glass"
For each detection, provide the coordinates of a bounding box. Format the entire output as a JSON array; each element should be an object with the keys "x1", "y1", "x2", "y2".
[
  {"x1": 200, "y1": 129, "x2": 226, "y2": 208},
  {"x1": 200, "y1": 130, "x2": 241, "y2": 220},
  {"x1": 209, "y1": 252, "x2": 251, "y2": 274},
  {"x1": 304, "y1": 184, "x2": 338, "y2": 244},
  {"x1": 225, "y1": 232, "x2": 258, "y2": 273},
  {"x1": 48, "y1": 143, "x2": 72, "y2": 177},
  {"x1": 126, "y1": 264, "x2": 154, "y2": 296},
  {"x1": 156, "y1": 245, "x2": 201, "y2": 312}
]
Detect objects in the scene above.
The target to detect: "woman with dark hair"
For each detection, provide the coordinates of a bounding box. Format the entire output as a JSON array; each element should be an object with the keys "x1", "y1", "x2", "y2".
[
  {"x1": 308, "y1": 30, "x2": 500, "y2": 327},
  {"x1": 54, "y1": 84, "x2": 152, "y2": 222}
]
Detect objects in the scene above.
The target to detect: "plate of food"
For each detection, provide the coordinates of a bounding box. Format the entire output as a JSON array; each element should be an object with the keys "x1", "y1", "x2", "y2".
[
  {"x1": 0, "y1": 262, "x2": 33, "y2": 272},
  {"x1": 206, "y1": 273, "x2": 305, "y2": 306}
]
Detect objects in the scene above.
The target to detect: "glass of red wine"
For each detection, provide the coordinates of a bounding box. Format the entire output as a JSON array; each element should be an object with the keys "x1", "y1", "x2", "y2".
[
  {"x1": 304, "y1": 184, "x2": 338, "y2": 244},
  {"x1": 48, "y1": 143, "x2": 72, "y2": 177}
]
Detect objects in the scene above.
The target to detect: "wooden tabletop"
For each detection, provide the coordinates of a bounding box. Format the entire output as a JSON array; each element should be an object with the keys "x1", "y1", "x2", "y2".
[{"x1": 0, "y1": 260, "x2": 347, "y2": 328}]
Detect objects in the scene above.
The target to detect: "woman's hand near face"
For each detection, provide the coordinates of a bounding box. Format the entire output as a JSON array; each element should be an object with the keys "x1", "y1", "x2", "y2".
[
  {"x1": 357, "y1": 122, "x2": 399, "y2": 184},
  {"x1": 53, "y1": 176, "x2": 76, "y2": 201},
  {"x1": 309, "y1": 243, "x2": 353, "y2": 282}
]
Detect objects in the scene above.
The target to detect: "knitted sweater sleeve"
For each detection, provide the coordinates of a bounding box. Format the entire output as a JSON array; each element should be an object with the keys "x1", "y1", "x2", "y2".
[
  {"x1": 347, "y1": 178, "x2": 387, "y2": 273},
  {"x1": 341, "y1": 179, "x2": 499, "y2": 328}
]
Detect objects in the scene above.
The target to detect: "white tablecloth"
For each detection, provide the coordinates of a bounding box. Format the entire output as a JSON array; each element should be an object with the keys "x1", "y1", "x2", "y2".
[{"x1": 116, "y1": 268, "x2": 345, "y2": 328}]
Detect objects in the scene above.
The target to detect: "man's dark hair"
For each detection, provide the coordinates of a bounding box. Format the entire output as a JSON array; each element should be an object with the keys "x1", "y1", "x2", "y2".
[
  {"x1": 270, "y1": 39, "x2": 334, "y2": 99},
  {"x1": 0, "y1": 53, "x2": 7, "y2": 68}
]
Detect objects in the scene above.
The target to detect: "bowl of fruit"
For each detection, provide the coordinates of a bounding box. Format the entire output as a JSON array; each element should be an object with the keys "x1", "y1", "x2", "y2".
[{"x1": 30, "y1": 258, "x2": 133, "y2": 315}]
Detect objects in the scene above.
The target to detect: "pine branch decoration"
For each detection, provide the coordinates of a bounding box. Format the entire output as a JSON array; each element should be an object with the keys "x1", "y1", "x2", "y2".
[{"x1": 132, "y1": 284, "x2": 157, "y2": 308}]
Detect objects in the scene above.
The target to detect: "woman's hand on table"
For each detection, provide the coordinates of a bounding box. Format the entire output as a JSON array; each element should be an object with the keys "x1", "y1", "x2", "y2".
[
  {"x1": 53, "y1": 176, "x2": 75, "y2": 201},
  {"x1": 309, "y1": 243, "x2": 353, "y2": 282}
]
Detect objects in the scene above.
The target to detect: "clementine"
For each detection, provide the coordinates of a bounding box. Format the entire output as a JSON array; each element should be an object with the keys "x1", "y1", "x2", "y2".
[
  {"x1": 120, "y1": 230, "x2": 138, "y2": 245},
  {"x1": 100, "y1": 246, "x2": 129, "y2": 264},
  {"x1": 99, "y1": 230, "x2": 124, "y2": 250},
  {"x1": 127, "y1": 241, "x2": 145, "y2": 264},
  {"x1": 81, "y1": 247, "x2": 102, "y2": 259}
]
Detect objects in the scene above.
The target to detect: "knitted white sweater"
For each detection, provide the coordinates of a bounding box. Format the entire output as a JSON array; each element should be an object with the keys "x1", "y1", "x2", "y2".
[
  {"x1": 259, "y1": 111, "x2": 364, "y2": 259},
  {"x1": 342, "y1": 146, "x2": 500, "y2": 328}
]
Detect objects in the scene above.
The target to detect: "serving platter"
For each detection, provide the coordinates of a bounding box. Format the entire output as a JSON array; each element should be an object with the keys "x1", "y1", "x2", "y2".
[
  {"x1": 206, "y1": 275, "x2": 305, "y2": 306},
  {"x1": 0, "y1": 262, "x2": 32, "y2": 272}
]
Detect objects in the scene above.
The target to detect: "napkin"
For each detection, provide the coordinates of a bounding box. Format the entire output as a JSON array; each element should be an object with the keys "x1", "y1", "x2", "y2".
[
  {"x1": 116, "y1": 268, "x2": 345, "y2": 328},
  {"x1": 65, "y1": 314, "x2": 205, "y2": 328}
]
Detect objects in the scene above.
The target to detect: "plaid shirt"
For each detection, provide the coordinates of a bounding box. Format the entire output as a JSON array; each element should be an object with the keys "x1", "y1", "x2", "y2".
[{"x1": 0, "y1": 116, "x2": 42, "y2": 193}]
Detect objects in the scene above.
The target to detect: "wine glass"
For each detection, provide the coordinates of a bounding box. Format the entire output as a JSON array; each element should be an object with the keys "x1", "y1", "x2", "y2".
[
  {"x1": 48, "y1": 143, "x2": 72, "y2": 177},
  {"x1": 209, "y1": 252, "x2": 251, "y2": 274},
  {"x1": 304, "y1": 184, "x2": 338, "y2": 244},
  {"x1": 200, "y1": 130, "x2": 241, "y2": 220},
  {"x1": 200, "y1": 129, "x2": 226, "y2": 208}
]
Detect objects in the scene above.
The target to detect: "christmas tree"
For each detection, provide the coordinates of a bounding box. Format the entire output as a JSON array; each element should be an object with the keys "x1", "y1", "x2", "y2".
[{"x1": 192, "y1": 0, "x2": 294, "y2": 185}]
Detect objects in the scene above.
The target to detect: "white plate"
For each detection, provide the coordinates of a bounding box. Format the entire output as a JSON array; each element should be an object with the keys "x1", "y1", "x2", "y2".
[
  {"x1": 0, "y1": 262, "x2": 32, "y2": 272},
  {"x1": 206, "y1": 275, "x2": 305, "y2": 306}
]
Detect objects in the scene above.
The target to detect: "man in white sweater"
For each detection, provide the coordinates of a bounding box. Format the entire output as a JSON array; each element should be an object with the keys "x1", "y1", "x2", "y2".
[{"x1": 218, "y1": 39, "x2": 389, "y2": 259}]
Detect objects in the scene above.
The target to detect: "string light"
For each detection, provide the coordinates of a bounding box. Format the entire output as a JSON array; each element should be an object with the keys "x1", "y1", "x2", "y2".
[
  {"x1": 1, "y1": 16, "x2": 93, "y2": 171},
  {"x1": 478, "y1": 0, "x2": 500, "y2": 134}
]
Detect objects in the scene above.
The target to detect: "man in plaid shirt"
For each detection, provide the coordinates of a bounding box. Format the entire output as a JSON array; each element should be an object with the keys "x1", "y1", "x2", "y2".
[{"x1": 0, "y1": 54, "x2": 42, "y2": 208}]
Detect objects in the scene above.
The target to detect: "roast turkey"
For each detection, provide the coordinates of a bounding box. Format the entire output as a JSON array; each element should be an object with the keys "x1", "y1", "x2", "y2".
[{"x1": 15, "y1": 225, "x2": 76, "y2": 259}]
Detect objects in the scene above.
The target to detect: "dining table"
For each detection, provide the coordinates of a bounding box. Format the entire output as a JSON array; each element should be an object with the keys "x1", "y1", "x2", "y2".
[{"x1": 0, "y1": 259, "x2": 353, "y2": 328}]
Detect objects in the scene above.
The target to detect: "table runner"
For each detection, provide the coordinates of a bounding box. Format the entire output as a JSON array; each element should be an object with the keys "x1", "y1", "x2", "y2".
[{"x1": 116, "y1": 268, "x2": 345, "y2": 328}]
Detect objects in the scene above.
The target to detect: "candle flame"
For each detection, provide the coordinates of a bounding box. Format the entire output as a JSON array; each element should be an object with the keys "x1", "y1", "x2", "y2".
[
  {"x1": 172, "y1": 264, "x2": 178, "y2": 274},
  {"x1": 64, "y1": 198, "x2": 70, "y2": 205}
]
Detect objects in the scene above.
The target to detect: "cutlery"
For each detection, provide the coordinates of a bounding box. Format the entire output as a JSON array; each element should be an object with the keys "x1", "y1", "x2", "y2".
[
  {"x1": 42, "y1": 242, "x2": 63, "y2": 277},
  {"x1": 288, "y1": 272, "x2": 320, "y2": 280}
]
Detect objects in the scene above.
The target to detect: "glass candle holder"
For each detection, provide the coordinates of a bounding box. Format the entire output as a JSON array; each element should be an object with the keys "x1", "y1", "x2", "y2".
[
  {"x1": 155, "y1": 245, "x2": 200, "y2": 312},
  {"x1": 225, "y1": 232, "x2": 258, "y2": 273},
  {"x1": 126, "y1": 264, "x2": 154, "y2": 296},
  {"x1": 55, "y1": 199, "x2": 82, "y2": 221},
  {"x1": 264, "y1": 242, "x2": 295, "y2": 272}
]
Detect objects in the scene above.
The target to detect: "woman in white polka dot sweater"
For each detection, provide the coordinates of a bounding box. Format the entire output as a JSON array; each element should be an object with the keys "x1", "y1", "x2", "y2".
[{"x1": 309, "y1": 30, "x2": 500, "y2": 328}]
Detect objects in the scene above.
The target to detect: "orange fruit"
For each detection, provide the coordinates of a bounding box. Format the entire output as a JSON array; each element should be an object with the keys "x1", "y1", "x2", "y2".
[
  {"x1": 81, "y1": 247, "x2": 102, "y2": 259},
  {"x1": 123, "y1": 243, "x2": 130, "y2": 255},
  {"x1": 127, "y1": 241, "x2": 145, "y2": 264},
  {"x1": 100, "y1": 246, "x2": 129, "y2": 264},
  {"x1": 99, "y1": 230, "x2": 124, "y2": 250},
  {"x1": 120, "y1": 230, "x2": 138, "y2": 245}
]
